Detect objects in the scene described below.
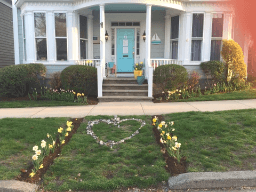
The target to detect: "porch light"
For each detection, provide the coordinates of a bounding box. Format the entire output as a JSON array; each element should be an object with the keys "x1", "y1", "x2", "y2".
[
  {"x1": 105, "y1": 31, "x2": 109, "y2": 42},
  {"x1": 142, "y1": 31, "x2": 146, "y2": 42}
]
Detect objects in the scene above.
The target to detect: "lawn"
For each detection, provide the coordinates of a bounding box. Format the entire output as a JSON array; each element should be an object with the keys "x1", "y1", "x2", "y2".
[{"x1": 1, "y1": 110, "x2": 256, "y2": 191}]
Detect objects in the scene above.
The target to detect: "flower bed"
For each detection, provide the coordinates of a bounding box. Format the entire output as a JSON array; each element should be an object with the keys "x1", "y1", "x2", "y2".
[{"x1": 152, "y1": 115, "x2": 187, "y2": 175}]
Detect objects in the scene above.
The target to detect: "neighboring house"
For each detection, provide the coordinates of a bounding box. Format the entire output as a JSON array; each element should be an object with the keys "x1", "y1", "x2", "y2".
[
  {"x1": 0, "y1": 0, "x2": 14, "y2": 68},
  {"x1": 12, "y1": 0, "x2": 249, "y2": 99}
]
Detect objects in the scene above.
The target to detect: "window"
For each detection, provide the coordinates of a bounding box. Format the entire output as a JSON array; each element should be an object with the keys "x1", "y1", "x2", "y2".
[
  {"x1": 23, "y1": 15, "x2": 26, "y2": 61},
  {"x1": 34, "y1": 13, "x2": 47, "y2": 61},
  {"x1": 170, "y1": 16, "x2": 179, "y2": 59},
  {"x1": 80, "y1": 15, "x2": 87, "y2": 59},
  {"x1": 191, "y1": 13, "x2": 204, "y2": 61},
  {"x1": 111, "y1": 28, "x2": 115, "y2": 56},
  {"x1": 55, "y1": 13, "x2": 67, "y2": 61},
  {"x1": 136, "y1": 29, "x2": 140, "y2": 55},
  {"x1": 210, "y1": 13, "x2": 224, "y2": 61},
  {"x1": 111, "y1": 22, "x2": 140, "y2": 26}
]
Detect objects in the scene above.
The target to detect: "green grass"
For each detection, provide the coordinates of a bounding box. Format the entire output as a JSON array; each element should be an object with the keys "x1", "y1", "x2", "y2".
[
  {"x1": 0, "y1": 100, "x2": 88, "y2": 108},
  {"x1": 42, "y1": 115, "x2": 169, "y2": 191},
  {"x1": 0, "y1": 117, "x2": 68, "y2": 180}
]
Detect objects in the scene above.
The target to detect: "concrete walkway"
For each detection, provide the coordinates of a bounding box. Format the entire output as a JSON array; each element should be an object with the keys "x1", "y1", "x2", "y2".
[
  {"x1": 1, "y1": 99, "x2": 256, "y2": 192},
  {"x1": 1, "y1": 99, "x2": 256, "y2": 118}
]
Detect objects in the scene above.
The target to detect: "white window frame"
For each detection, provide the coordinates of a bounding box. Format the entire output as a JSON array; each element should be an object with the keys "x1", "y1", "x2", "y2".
[
  {"x1": 191, "y1": 12, "x2": 205, "y2": 62},
  {"x1": 170, "y1": 15, "x2": 179, "y2": 60},
  {"x1": 54, "y1": 12, "x2": 68, "y2": 61},
  {"x1": 34, "y1": 12, "x2": 47, "y2": 61},
  {"x1": 22, "y1": 15, "x2": 26, "y2": 62},
  {"x1": 79, "y1": 15, "x2": 88, "y2": 60}
]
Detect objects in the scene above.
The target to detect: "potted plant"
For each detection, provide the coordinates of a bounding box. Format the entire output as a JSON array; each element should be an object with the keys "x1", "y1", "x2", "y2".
[{"x1": 134, "y1": 62, "x2": 143, "y2": 80}]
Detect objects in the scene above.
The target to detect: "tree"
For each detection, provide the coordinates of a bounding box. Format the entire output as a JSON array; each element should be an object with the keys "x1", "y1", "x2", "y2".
[{"x1": 221, "y1": 39, "x2": 247, "y2": 81}]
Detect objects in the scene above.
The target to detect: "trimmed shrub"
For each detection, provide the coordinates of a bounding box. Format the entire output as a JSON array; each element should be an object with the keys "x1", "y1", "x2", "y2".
[
  {"x1": 200, "y1": 61, "x2": 225, "y2": 83},
  {"x1": 221, "y1": 39, "x2": 247, "y2": 81},
  {"x1": 187, "y1": 71, "x2": 200, "y2": 89},
  {"x1": 60, "y1": 65, "x2": 97, "y2": 96},
  {"x1": 49, "y1": 71, "x2": 62, "y2": 91},
  {"x1": 153, "y1": 64, "x2": 188, "y2": 94},
  {"x1": 0, "y1": 63, "x2": 46, "y2": 97}
]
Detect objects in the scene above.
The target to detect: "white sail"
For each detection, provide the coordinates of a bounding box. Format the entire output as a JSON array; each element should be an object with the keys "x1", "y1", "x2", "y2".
[{"x1": 151, "y1": 33, "x2": 161, "y2": 44}]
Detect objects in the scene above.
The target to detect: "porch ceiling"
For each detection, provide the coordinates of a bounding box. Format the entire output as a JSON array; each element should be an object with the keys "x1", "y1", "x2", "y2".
[{"x1": 89, "y1": 4, "x2": 166, "y2": 13}]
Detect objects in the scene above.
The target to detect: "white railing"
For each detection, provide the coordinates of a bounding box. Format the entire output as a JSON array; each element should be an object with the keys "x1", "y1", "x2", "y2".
[
  {"x1": 76, "y1": 59, "x2": 101, "y2": 68},
  {"x1": 150, "y1": 59, "x2": 183, "y2": 70}
]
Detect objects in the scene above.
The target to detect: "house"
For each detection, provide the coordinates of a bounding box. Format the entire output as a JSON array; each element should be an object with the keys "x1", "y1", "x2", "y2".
[
  {"x1": 0, "y1": 0, "x2": 14, "y2": 68},
  {"x1": 12, "y1": 0, "x2": 249, "y2": 100}
]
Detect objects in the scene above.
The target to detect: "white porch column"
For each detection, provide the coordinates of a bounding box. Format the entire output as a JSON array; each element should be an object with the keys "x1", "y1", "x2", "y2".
[
  {"x1": 47, "y1": 11, "x2": 55, "y2": 62},
  {"x1": 223, "y1": 13, "x2": 233, "y2": 40},
  {"x1": 72, "y1": 11, "x2": 79, "y2": 61},
  {"x1": 12, "y1": 1, "x2": 19, "y2": 64},
  {"x1": 164, "y1": 14, "x2": 171, "y2": 59},
  {"x1": 146, "y1": 4, "x2": 153, "y2": 98},
  {"x1": 182, "y1": 12, "x2": 192, "y2": 64},
  {"x1": 25, "y1": 11, "x2": 35, "y2": 63},
  {"x1": 67, "y1": 11, "x2": 74, "y2": 63},
  {"x1": 87, "y1": 14, "x2": 94, "y2": 59},
  {"x1": 100, "y1": 4, "x2": 106, "y2": 78},
  {"x1": 202, "y1": 12, "x2": 212, "y2": 61}
]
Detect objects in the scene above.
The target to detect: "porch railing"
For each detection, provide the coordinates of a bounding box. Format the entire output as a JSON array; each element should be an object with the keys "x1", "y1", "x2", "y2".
[
  {"x1": 150, "y1": 59, "x2": 182, "y2": 70},
  {"x1": 76, "y1": 59, "x2": 101, "y2": 67}
]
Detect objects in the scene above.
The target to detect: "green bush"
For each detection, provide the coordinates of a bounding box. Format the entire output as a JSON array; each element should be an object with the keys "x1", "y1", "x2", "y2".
[
  {"x1": 60, "y1": 65, "x2": 97, "y2": 96},
  {"x1": 200, "y1": 61, "x2": 225, "y2": 83},
  {"x1": 153, "y1": 64, "x2": 188, "y2": 94},
  {"x1": 0, "y1": 64, "x2": 46, "y2": 97}
]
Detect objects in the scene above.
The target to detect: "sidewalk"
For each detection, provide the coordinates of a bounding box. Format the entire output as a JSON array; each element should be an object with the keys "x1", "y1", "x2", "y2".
[
  {"x1": 0, "y1": 99, "x2": 256, "y2": 119},
  {"x1": 1, "y1": 99, "x2": 256, "y2": 192}
]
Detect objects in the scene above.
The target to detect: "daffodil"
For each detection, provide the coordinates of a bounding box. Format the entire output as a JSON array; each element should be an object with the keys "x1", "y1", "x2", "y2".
[
  {"x1": 172, "y1": 136, "x2": 177, "y2": 141},
  {"x1": 47, "y1": 133, "x2": 50, "y2": 138},
  {"x1": 162, "y1": 131, "x2": 165, "y2": 134},
  {"x1": 66, "y1": 127, "x2": 71, "y2": 132},
  {"x1": 140, "y1": 61, "x2": 143, "y2": 64},
  {"x1": 166, "y1": 133, "x2": 170, "y2": 137},
  {"x1": 32, "y1": 155, "x2": 38, "y2": 161},
  {"x1": 61, "y1": 140, "x2": 65, "y2": 144},
  {"x1": 73, "y1": 92, "x2": 76, "y2": 95},
  {"x1": 33, "y1": 145, "x2": 38, "y2": 151},
  {"x1": 58, "y1": 127, "x2": 63, "y2": 133},
  {"x1": 49, "y1": 144, "x2": 53, "y2": 149},
  {"x1": 39, "y1": 164, "x2": 43, "y2": 169},
  {"x1": 161, "y1": 121, "x2": 165, "y2": 125},
  {"x1": 35, "y1": 150, "x2": 41, "y2": 156},
  {"x1": 160, "y1": 138, "x2": 164, "y2": 143},
  {"x1": 172, "y1": 128, "x2": 175, "y2": 131},
  {"x1": 77, "y1": 93, "x2": 81, "y2": 97},
  {"x1": 65, "y1": 132, "x2": 68, "y2": 137},
  {"x1": 175, "y1": 142, "x2": 181, "y2": 148},
  {"x1": 29, "y1": 171, "x2": 35, "y2": 177},
  {"x1": 82, "y1": 93, "x2": 84, "y2": 96},
  {"x1": 53, "y1": 141, "x2": 55, "y2": 146},
  {"x1": 152, "y1": 118, "x2": 157, "y2": 123},
  {"x1": 41, "y1": 140, "x2": 46, "y2": 148},
  {"x1": 167, "y1": 135, "x2": 171, "y2": 140},
  {"x1": 66, "y1": 121, "x2": 73, "y2": 127},
  {"x1": 158, "y1": 124, "x2": 162, "y2": 128},
  {"x1": 172, "y1": 147, "x2": 177, "y2": 151}
]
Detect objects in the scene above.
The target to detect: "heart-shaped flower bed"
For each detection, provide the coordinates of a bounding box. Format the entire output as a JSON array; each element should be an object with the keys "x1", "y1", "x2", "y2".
[{"x1": 86, "y1": 116, "x2": 146, "y2": 148}]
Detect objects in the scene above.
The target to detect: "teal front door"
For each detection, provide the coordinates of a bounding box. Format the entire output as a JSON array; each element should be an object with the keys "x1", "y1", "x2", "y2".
[{"x1": 117, "y1": 29, "x2": 134, "y2": 72}]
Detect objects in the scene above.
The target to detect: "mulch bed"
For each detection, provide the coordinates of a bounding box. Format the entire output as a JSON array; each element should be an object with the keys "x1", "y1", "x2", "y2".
[
  {"x1": 151, "y1": 115, "x2": 187, "y2": 176},
  {"x1": 15, "y1": 118, "x2": 84, "y2": 184}
]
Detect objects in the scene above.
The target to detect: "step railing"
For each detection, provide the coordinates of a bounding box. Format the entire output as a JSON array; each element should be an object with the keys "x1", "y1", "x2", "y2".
[
  {"x1": 150, "y1": 59, "x2": 183, "y2": 70},
  {"x1": 76, "y1": 59, "x2": 101, "y2": 67}
]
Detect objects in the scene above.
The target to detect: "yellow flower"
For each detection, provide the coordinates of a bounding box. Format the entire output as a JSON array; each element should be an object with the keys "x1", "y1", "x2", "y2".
[
  {"x1": 39, "y1": 164, "x2": 43, "y2": 169},
  {"x1": 53, "y1": 141, "x2": 55, "y2": 146},
  {"x1": 166, "y1": 133, "x2": 170, "y2": 137},
  {"x1": 61, "y1": 140, "x2": 65, "y2": 144},
  {"x1": 58, "y1": 127, "x2": 63, "y2": 133},
  {"x1": 73, "y1": 92, "x2": 76, "y2": 95},
  {"x1": 167, "y1": 135, "x2": 171, "y2": 140},
  {"x1": 32, "y1": 155, "x2": 38, "y2": 161},
  {"x1": 77, "y1": 93, "x2": 81, "y2": 97},
  {"x1": 66, "y1": 127, "x2": 71, "y2": 132},
  {"x1": 172, "y1": 147, "x2": 177, "y2": 151},
  {"x1": 140, "y1": 62, "x2": 143, "y2": 64},
  {"x1": 135, "y1": 68, "x2": 137, "y2": 70},
  {"x1": 82, "y1": 93, "x2": 84, "y2": 96},
  {"x1": 158, "y1": 124, "x2": 162, "y2": 128},
  {"x1": 161, "y1": 121, "x2": 165, "y2": 125},
  {"x1": 172, "y1": 136, "x2": 177, "y2": 141},
  {"x1": 66, "y1": 121, "x2": 73, "y2": 127},
  {"x1": 29, "y1": 171, "x2": 35, "y2": 177},
  {"x1": 49, "y1": 144, "x2": 53, "y2": 149},
  {"x1": 152, "y1": 123, "x2": 155, "y2": 126},
  {"x1": 47, "y1": 133, "x2": 50, "y2": 138},
  {"x1": 65, "y1": 132, "x2": 69, "y2": 137},
  {"x1": 152, "y1": 118, "x2": 157, "y2": 123},
  {"x1": 172, "y1": 128, "x2": 175, "y2": 131},
  {"x1": 136, "y1": 63, "x2": 138, "y2": 66},
  {"x1": 162, "y1": 131, "x2": 165, "y2": 134}
]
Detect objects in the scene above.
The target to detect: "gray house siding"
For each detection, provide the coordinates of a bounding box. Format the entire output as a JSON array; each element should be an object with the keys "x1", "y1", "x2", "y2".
[{"x1": 0, "y1": 2, "x2": 14, "y2": 68}]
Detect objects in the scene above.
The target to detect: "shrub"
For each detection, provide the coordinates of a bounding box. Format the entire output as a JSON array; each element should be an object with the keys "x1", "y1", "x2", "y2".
[
  {"x1": 153, "y1": 64, "x2": 188, "y2": 94},
  {"x1": 187, "y1": 71, "x2": 200, "y2": 89},
  {"x1": 200, "y1": 61, "x2": 225, "y2": 83},
  {"x1": 221, "y1": 39, "x2": 247, "y2": 81},
  {"x1": 0, "y1": 64, "x2": 46, "y2": 97},
  {"x1": 60, "y1": 65, "x2": 97, "y2": 96},
  {"x1": 49, "y1": 71, "x2": 62, "y2": 91}
]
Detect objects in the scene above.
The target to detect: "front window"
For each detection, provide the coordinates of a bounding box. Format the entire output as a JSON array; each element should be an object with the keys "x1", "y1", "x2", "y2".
[
  {"x1": 34, "y1": 13, "x2": 47, "y2": 61},
  {"x1": 80, "y1": 15, "x2": 87, "y2": 59},
  {"x1": 136, "y1": 29, "x2": 140, "y2": 55},
  {"x1": 171, "y1": 16, "x2": 179, "y2": 59},
  {"x1": 210, "y1": 13, "x2": 224, "y2": 61},
  {"x1": 55, "y1": 13, "x2": 67, "y2": 61},
  {"x1": 191, "y1": 13, "x2": 204, "y2": 61}
]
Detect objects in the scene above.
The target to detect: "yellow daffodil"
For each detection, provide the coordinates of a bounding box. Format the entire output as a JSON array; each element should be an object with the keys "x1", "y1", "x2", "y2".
[
  {"x1": 172, "y1": 147, "x2": 177, "y2": 151},
  {"x1": 172, "y1": 128, "x2": 175, "y2": 131},
  {"x1": 49, "y1": 144, "x2": 53, "y2": 149},
  {"x1": 39, "y1": 164, "x2": 43, "y2": 169},
  {"x1": 29, "y1": 171, "x2": 35, "y2": 177},
  {"x1": 172, "y1": 136, "x2": 177, "y2": 141},
  {"x1": 33, "y1": 145, "x2": 38, "y2": 151},
  {"x1": 167, "y1": 135, "x2": 171, "y2": 140},
  {"x1": 162, "y1": 131, "x2": 165, "y2": 134},
  {"x1": 152, "y1": 118, "x2": 157, "y2": 123},
  {"x1": 35, "y1": 150, "x2": 41, "y2": 156},
  {"x1": 53, "y1": 141, "x2": 55, "y2": 146},
  {"x1": 82, "y1": 93, "x2": 84, "y2": 96},
  {"x1": 135, "y1": 68, "x2": 137, "y2": 70},
  {"x1": 77, "y1": 93, "x2": 81, "y2": 97},
  {"x1": 61, "y1": 140, "x2": 65, "y2": 144},
  {"x1": 73, "y1": 92, "x2": 76, "y2": 95},
  {"x1": 158, "y1": 124, "x2": 162, "y2": 128},
  {"x1": 166, "y1": 133, "x2": 170, "y2": 137},
  {"x1": 136, "y1": 63, "x2": 138, "y2": 66},
  {"x1": 140, "y1": 62, "x2": 143, "y2": 64},
  {"x1": 66, "y1": 127, "x2": 71, "y2": 132},
  {"x1": 32, "y1": 155, "x2": 38, "y2": 161},
  {"x1": 152, "y1": 123, "x2": 155, "y2": 126},
  {"x1": 65, "y1": 132, "x2": 69, "y2": 137},
  {"x1": 66, "y1": 121, "x2": 73, "y2": 127},
  {"x1": 41, "y1": 140, "x2": 46, "y2": 148},
  {"x1": 58, "y1": 127, "x2": 63, "y2": 133},
  {"x1": 47, "y1": 133, "x2": 50, "y2": 138}
]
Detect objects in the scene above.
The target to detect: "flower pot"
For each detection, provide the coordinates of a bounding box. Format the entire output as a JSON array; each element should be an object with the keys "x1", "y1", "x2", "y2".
[
  {"x1": 134, "y1": 70, "x2": 143, "y2": 80},
  {"x1": 137, "y1": 76, "x2": 145, "y2": 85}
]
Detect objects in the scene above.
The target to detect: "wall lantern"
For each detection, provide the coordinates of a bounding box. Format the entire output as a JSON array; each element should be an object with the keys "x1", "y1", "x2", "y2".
[
  {"x1": 142, "y1": 31, "x2": 146, "y2": 42},
  {"x1": 105, "y1": 31, "x2": 109, "y2": 42}
]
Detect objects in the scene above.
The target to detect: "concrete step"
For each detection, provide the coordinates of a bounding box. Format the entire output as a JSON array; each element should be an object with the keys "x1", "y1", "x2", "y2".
[
  {"x1": 104, "y1": 78, "x2": 145, "y2": 85},
  {"x1": 98, "y1": 96, "x2": 153, "y2": 102},
  {"x1": 103, "y1": 90, "x2": 148, "y2": 96},
  {"x1": 103, "y1": 84, "x2": 148, "y2": 90}
]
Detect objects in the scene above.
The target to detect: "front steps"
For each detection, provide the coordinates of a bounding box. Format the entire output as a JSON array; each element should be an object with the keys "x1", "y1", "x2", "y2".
[{"x1": 98, "y1": 78, "x2": 153, "y2": 102}]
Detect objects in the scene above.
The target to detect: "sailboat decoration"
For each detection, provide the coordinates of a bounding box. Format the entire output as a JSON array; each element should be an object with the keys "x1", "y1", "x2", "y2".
[{"x1": 151, "y1": 33, "x2": 161, "y2": 45}]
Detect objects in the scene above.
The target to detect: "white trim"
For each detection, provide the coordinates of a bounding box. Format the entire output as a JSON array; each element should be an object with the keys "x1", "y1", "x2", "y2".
[
  {"x1": 12, "y1": 2, "x2": 20, "y2": 64},
  {"x1": 0, "y1": 0, "x2": 12, "y2": 8}
]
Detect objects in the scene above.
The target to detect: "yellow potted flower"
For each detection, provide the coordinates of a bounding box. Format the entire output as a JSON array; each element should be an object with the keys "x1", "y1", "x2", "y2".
[{"x1": 134, "y1": 62, "x2": 143, "y2": 79}]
